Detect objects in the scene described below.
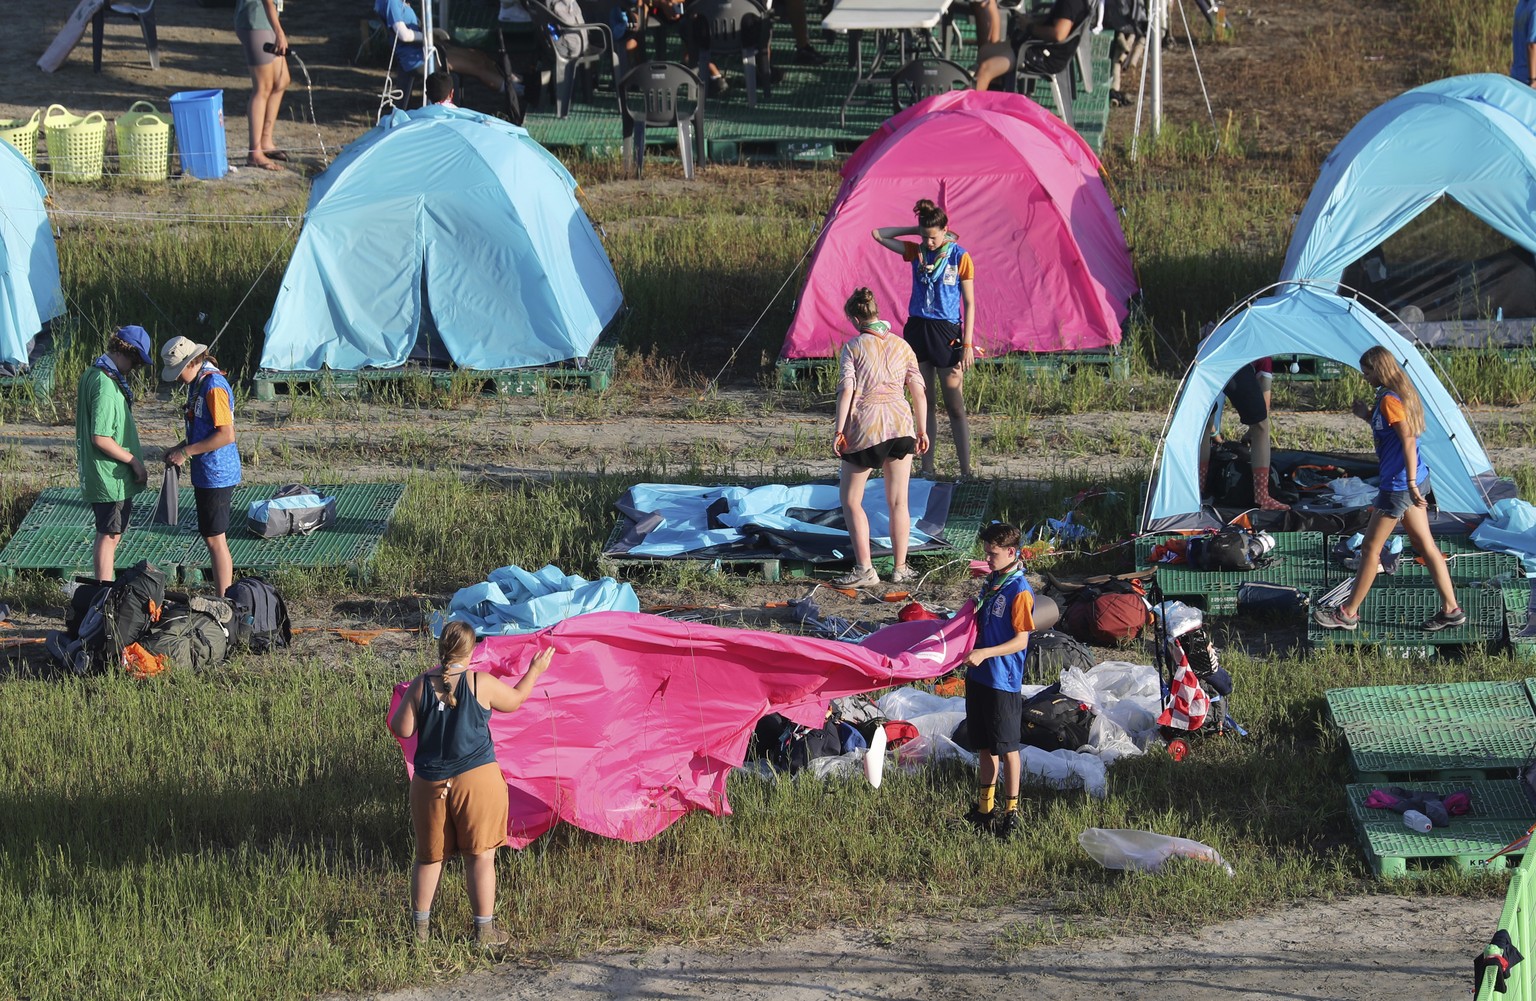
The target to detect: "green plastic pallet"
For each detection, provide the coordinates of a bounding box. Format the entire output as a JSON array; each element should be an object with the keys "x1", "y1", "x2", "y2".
[
  {"x1": 1137, "y1": 531, "x2": 1327, "y2": 614},
  {"x1": 1341, "y1": 717, "x2": 1536, "y2": 783},
  {"x1": 1327, "y1": 681, "x2": 1536, "y2": 730},
  {"x1": 601, "y1": 478, "x2": 991, "y2": 581},
  {"x1": 0, "y1": 343, "x2": 59, "y2": 398},
  {"x1": 1508, "y1": 584, "x2": 1535, "y2": 661},
  {"x1": 1308, "y1": 582, "x2": 1505, "y2": 655},
  {"x1": 777, "y1": 349, "x2": 1128, "y2": 389},
  {"x1": 1346, "y1": 780, "x2": 1533, "y2": 878},
  {"x1": 0, "y1": 484, "x2": 405, "y2": 583}
]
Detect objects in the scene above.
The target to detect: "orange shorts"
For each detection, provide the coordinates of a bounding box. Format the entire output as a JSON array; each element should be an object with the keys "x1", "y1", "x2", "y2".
[{"x1": 409, "y1": 760, "x2": 508, "y2": 863}]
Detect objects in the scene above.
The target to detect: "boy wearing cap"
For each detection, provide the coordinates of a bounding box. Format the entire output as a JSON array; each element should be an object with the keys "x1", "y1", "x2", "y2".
[
  {"x1": 161, "y1": 337, "x2": 242, "y2": 597},
  {"x1": 77, "y1": 326, "x2": 152, "y2": 581}
]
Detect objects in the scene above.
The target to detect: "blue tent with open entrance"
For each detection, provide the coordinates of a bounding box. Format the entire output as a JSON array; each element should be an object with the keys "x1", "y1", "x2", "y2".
[
  {"x1": 0, "y1": 139, "x2": 64, "y2": 372},
  {"x1": 1280, "y1": 75, "x2": 1536, "y2": 350},
  {"x1": 259, "y1": 105, "x2": 623, "y2": 374},
  {"x1": 1141, "y1": 283, "x2": 1510, "y2": 533}
]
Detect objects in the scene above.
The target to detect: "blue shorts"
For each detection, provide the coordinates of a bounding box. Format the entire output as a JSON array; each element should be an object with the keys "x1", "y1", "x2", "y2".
[{"x1": 1375, "y1": 477, "x2": 1428, "y2": 518}]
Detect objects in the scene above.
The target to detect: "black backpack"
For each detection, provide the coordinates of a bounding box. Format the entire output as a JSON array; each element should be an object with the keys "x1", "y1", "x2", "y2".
[
  {"x1": 99, "y1": 561, "x2": 167, "y2": 655},
  {"x1": 1020, "y1": 682, "x2": 1095, "y2": 752},
  {"x1": 65, "y1": 579, "x2": 112, "y2": 639},
  {"x1": 1024, "y1": 629, "x2": 1096, "y2": 683},
  {"x1": 226, "y1": 576, "x2": 292, "y2": 652},
  {"x1": 139, "y1": 604, "x2": 229, "y2": 672},
  {"x1": 1187, "y1": 529, "x2": 1256, "y2": 571},
  {"x1": 754, "y1": 713, "x2": 843, "y2": 773}
]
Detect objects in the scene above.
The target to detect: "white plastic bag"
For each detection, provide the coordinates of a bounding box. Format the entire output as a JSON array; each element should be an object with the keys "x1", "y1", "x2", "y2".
[
  {"x1": 1152, "y1": 600, "x2": 1203, "y2": 639},
  {"x1": 877, "y1": 688, "x2": 962, "y2": 720},
  {"x1": 1078, "y1": 827, "x2": 1234, "y2": 876}
]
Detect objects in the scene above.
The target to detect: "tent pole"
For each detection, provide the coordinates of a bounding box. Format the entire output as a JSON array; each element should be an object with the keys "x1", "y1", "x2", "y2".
[
  {"x1": 1150, "y1": 0, "x2": 1162, "y2": 137},
  {"x1": 423, "y1": 0, "x2": 437, "y2": 74}
]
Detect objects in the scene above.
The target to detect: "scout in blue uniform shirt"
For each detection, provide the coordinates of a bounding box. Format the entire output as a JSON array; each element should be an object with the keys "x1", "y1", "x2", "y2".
[{"x1": 161, "y1": 336, "x2": 243, "y2": 597}]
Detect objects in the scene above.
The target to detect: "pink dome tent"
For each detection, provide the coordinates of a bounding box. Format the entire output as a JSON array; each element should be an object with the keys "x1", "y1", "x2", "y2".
[{"x1": 781, "y1": 91, "x2": 1138, "y2": 361}]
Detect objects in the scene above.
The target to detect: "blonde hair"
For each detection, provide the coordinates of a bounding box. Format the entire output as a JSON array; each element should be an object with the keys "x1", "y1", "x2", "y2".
[
  {"x1": 431, "y1": 621, "x2": 478, "y2": 708},
  {"x1": 1360, "y1": 346, "x2": 1425, "y2": 438},
  {"x1": 844, "y1": 287, "x2": 880, "y2": 325}
]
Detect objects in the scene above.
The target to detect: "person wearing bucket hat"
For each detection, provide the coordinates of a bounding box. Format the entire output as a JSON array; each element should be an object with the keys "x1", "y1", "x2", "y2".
[
  {"x1": 162, "y1": 336, "x2": 243, "y2": 597},
  {"x1": 76, "y1": 325, "x2": 152, "y2": 581}
]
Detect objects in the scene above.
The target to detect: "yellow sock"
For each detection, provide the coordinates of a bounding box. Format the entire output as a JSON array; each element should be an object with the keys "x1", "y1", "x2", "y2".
[
  {"x1": 977, "y1": 786, "x2": 995, "y2": 814},
  {"x1": 1004, "y1": 796, "x2": 1019, "y2": 814}
]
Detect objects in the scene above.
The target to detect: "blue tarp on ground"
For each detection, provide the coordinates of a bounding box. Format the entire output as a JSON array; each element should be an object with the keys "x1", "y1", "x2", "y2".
[
  {"x1": 261, "y1": 105, "x2": 623, "y2": 373},
  {"x1": 432, "y1": 564, "x2": 639, "y2": 637},
  {"x1": 608, "y1": 480, "x2": 949, "y2": 558},
  {"x1": 1281, "y1": 74, "x2": 1536, "y2": 285},
  {"x1": 0, "y1": 141, "x2": 63, "y2": 368},
  {"x1": 1472, "y1": 498, "x2": 1536, "y2": 574},
  {"x1": 1142, "y1": 284, "x2": 1499, "y2": 531}
]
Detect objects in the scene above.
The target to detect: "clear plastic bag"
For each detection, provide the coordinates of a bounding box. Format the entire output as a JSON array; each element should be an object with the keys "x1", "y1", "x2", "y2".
[{"x1": 1078, "y1": 827, "x2": 1234, "y2": 876}]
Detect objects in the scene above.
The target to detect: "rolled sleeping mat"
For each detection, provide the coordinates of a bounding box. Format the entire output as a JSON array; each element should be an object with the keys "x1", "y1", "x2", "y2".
[{"x1": 1032, "y1": 594, "x2": 1060, "y2": 632}]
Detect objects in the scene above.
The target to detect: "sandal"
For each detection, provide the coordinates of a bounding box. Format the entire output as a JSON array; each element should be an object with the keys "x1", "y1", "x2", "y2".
[{"x1": 263, "y1": 149, "x2": 289, "y2": 162}]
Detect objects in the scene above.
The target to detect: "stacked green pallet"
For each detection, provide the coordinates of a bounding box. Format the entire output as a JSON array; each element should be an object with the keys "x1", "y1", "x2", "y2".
[
  {"x1": 1344, "y1": 780, "x2": 1534, "y2": 877},
  {"x1": 1135, "y1": 531, "x2": 1326, "y2": 614}
]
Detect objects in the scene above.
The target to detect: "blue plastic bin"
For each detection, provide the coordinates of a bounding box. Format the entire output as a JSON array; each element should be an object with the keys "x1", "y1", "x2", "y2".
[{"x1": 168, "y1": 89, "x2": 227, "y2": 179}]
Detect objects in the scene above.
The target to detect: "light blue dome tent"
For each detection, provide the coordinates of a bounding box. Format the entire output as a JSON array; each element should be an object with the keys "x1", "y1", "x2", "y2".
[
  {"x1": 258, "y1": 106, "x2": 623, "y2": 382},
  {"x1": 0, "y1": 139, "x2": 64, "y2": 376},
  {"x1": 1141, "y1": 283, "x2": 1508, "y2": 533},
  {"x1": 1281, "y1": 75, "x2": 1536, "y2": 348}
]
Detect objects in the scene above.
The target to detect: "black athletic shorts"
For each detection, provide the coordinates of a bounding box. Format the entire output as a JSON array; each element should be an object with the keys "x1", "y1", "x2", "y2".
[
  {"x1": 195, "y1": 485, "x2": 235, "y2": 538},
  {"x1": 92, "y1": 499, "x2": 133, "y2": 536},
  {"x1": 842, "y1": 435, "x2": 917, "y2": 470},
  {"x1": 965, "y1": 681, "x2": 1024, "y2": 755},
  {"x1": 1224, "y1": 365, "x2": 1268, "y2": 426},
  {"x1": 903, "y1": 316, "x2": 963, "y2": 369}
]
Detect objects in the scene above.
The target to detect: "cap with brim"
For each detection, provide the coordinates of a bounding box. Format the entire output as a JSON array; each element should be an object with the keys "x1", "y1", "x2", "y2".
[
  {"x1": 115, "y1": 325, "x2": 154, "y2": 368},
  {"x1": 159, "y1": 335, "x2": 209, "y2": 382}
]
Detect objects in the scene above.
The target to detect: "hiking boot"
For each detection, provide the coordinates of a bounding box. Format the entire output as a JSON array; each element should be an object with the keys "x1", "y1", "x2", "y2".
[
  {"x1": 994, "y1": 809, "x2": 1022, "y2": 842},
  {"x1": 188, "y1": 594, "x2": 233, "y2": 626},
  {"x1": 891, "y1": 565, "x2": 918, "y2": 585},
  {"x1": 413, "y1": 916, "x2": 431, "y2": 943},
  {"x1": 474, "y1": 921, "x2": 510, "y2": 948},
  {"x1": 831, "y1": 565, "x2": 879, "y2": 588},
  {"x1": 957, "y1": 807, "x2": 996, "y2": 835},
  {"x1": 1423, "y1": 607, "x2": 1468, "y2": 632},
  {"x1": 1312, "y1": 605, "x2": 1359, "y2": 631}
]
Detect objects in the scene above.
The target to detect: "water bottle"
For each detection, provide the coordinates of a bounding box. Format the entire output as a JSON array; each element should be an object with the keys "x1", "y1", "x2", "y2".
[{"x1": 1402, "y1": 809, "x2": 1432, "y2": 833}]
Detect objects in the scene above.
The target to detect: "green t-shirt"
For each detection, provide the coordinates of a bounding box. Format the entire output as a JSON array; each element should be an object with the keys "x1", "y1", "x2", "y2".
[
  {"x1": 234, "y1": 0, "x2": 273, "y2": 32},
  {"x1": 76, "y1": 367, "x2": 142, "y2": 504}
]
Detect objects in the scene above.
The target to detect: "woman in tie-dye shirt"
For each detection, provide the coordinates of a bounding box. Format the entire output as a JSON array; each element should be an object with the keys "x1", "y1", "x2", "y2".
[{"x1": 831, "y1": 287, "x2": 929, "y2": 589}]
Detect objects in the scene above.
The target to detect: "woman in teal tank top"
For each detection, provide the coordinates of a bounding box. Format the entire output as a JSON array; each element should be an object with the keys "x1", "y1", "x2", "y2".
[{"x1": 389, "y1": 621, "x2": 555, "y2": 946}]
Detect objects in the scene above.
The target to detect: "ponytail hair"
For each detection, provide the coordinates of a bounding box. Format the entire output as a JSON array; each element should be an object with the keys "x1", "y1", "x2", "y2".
[
  {"x1": 1359, "y1": 346, "x2": 1425, "y2": 438},
  {"x1": 913, "y1": 198, "x2": 947, "y2": 231},
  {"x1": 843, "y1": 287, "x2": 880, "y2": 325},
  {"x1": 433, "y1": 620, "x2": 478, "y2": 708}
]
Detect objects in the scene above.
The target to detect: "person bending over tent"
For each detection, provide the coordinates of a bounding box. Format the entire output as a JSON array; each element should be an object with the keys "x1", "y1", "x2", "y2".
[
  {"x1": 376, "y1": 0, "x2": 519, "y2": 98},
  {"x1": 160, "y1": 337, "x2": 242, "y2": 598},
  {"x1": 832, "y1": 288, "x2": 929, "y2": 588},
  {"x1": 1514, "y1": 0, "x2": 1536, "y2": 88},
  {"x1": 973, "y1": 0, "x2": 1090, "y2": 92},
  {"x1": 872, "y1": 199, "x2": 975, "y2": 480},
  {"x1": 77, "y1": 326, "x2": 151, "y2": 582},
  {"x1": 959, "y1": 522, "x2": 1035, "y2": 842},
  {"x1": 1200, "y1": 362, "x2": 1289, "y2": 512},
  {"x1": 1313, "y1": 348, "x2": 1466, "y2": 632},
  {"x1": 389, "y1": 622, "x2": 555, "y2": 947}
]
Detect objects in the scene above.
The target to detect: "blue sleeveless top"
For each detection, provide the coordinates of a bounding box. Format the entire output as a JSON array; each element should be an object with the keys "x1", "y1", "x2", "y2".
[
  {"x1": 907, "y1": 242, "x2": 967, "y2": 322},
  {"x1": 412, "y1": 670, "x2": 498, "y2": 781},
  {"x1": 185, "y1": 364, "x2": 242, "y2": 490}
]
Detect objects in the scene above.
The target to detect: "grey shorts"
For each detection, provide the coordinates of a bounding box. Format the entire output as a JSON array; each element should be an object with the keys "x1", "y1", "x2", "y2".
[{"x1": 237, "y1": 27, "x2": 277, "y2": 67}]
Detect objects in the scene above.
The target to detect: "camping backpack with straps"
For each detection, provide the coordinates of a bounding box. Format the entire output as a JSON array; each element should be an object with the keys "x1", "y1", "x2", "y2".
[
  {"x1": 226, "y1": 575, "x2": 292, "y2": 652},
  {"x1": 247, "y1": 484, "x2": 337, "y2": 539},
  {"x1": 1187, "y1": 528, "x2": 1271, "y2": 571},
  {"x1": 545, "y1": 0, "x2": 589, "y2": 60},
  {"x1": 754, "y1": 712, "x2": 843, "y2": 772},
  {"x1": 56, "y1": 562, "x2": 167, "y2": 675},
  {"x1": 1062, "y1": 578, "x2": 1150, "y2": 645},
  {"x1": 1020, "y1": 681, "x2": 1095, "y2": 752},
  {"x1": 1024, "y1": 629, "x2": 1096, "y2": 683},
  {"x1": 138, "y1": 604, "x2": 229, "y2": 674}
]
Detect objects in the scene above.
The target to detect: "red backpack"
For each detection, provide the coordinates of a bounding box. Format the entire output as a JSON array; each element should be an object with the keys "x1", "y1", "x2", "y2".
[{"x1": 1062, "y1": 578, "x2": 1150, "y2": 645}]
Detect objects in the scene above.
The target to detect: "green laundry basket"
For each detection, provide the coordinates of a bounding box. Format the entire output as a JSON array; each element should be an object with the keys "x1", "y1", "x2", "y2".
[
  {"x1": 0, "y1": 110, "x2": 41, "y2": 166},
  {"x1": 43, "y1": 104, "x2": 107, "y2": 182},
  {"x1": 116, "y1": 101, "x2": 172, "y2": 180}
]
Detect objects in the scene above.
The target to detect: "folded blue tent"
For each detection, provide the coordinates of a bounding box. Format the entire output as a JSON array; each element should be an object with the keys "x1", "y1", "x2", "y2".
[
  {"x1": 0, "y1": 141, "x2": 64, "y2": 369},
  {"x1": 1281, "y1": 74, "x2": 1536, "y2": 347},
  {"x1": 1142, "y1": 284, "x2": 1503, "y2": 532},
  {"x1": 260, "y1": 105, "x2": 623, "y2": 373}
]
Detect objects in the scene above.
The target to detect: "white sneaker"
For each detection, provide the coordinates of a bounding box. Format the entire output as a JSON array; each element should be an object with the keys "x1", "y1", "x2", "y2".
[
  {"x1": 830, "y1": 566, "x2": 879, "y2": 588},
  {"x1": 891, "y1": 565, "x2": 918, "y2": 584}
]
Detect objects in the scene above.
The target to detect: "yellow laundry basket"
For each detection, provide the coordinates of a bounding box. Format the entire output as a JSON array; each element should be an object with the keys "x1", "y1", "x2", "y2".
[
  {"x1": 0, "y1": 110, "x2": 41, "y2": 166},
  {"x1": 43, "y1": 104, "x2": 107, "y2": 183},
  {"x1": 116, "y1": 101, "x2": 172, "y2": 181}
]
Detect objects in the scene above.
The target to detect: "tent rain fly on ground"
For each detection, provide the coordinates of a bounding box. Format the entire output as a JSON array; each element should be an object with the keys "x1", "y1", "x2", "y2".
[
  {"x1": 0, "y1": 139, "x2": 64, "y2": 370},
  {"x1": 780, "y1": 91, "x2": 1137, "y2": 363},
  {"x1": 1281, "y1": 74, "x2": 1536, "y2": 349},
  {"x1": 260, "y1": 105, "x2": 623, "y2": 374}
]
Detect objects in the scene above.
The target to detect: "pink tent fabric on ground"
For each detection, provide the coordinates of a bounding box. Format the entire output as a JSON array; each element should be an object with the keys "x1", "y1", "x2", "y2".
[
  {"x1": 389, "y1": 607, "x2": 976, "y2": 847},
  {"x1": 781, "y1": 91, "x2": 1138, "y2": 360}
]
